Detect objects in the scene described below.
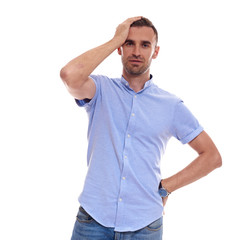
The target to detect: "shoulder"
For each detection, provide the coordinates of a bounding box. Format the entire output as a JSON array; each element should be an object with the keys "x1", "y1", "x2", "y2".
[
  {"x1": 75, "y1": 75, "x2": 121, "y2": 108},
  {"x1": 150, "y1": 82, "x2": 182, "y2": 105}
]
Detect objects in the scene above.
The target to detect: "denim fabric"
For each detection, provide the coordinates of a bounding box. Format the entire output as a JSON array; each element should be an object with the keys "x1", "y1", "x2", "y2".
[{"x1": 71, "y1": 207, "x2": 163, "y2": 240}]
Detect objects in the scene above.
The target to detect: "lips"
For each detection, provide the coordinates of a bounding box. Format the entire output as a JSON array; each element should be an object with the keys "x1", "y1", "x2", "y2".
[
  {"x1": 130, "y1": 60, "x2": 142, "y2": 63},
  {"x1": 129, "y1": 59, "x2": 143, "y2": 64}
]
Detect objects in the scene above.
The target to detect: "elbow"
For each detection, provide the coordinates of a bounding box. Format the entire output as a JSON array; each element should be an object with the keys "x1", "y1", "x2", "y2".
[
  {"x1": 60, "y1": 65, "x2": 86, "y2": 89},
  {"x1": 60, "y1": 66, "x2": 70, "y2": 84},
  {"x1": 60, "y1": 66, "x2": 78, "y2": 89},
  {"x1": 212, "y1": 151, "x2": 222, "y2": 169},
  {"x1": 217, "y1": 154, "x2": 222, "y2": 168}
]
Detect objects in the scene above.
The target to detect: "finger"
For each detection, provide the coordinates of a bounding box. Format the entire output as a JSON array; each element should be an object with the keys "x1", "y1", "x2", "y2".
[
  {"x1": 130, "y1": 16, "x2": 142, "y2": 22},
  {"x1": 125, "y1": 16, "x2": 142, "y2": 25},
  {"x1": 162, "y1": 196, "x2": 168, "y2": 207}
]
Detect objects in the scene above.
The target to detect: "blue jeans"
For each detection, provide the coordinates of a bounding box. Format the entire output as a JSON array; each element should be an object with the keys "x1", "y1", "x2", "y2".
[{"x1": 71, "y1": 207, "x2": 163, "y2": 240}]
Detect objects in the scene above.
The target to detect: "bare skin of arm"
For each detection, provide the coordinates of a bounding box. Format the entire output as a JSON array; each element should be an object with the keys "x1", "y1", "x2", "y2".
[
  {"x1": 60, "y1": 17, "x2": 142, "y2": 100},
  {"x1": 162, "y1": 130, "x2": 222, "y2": 206}
]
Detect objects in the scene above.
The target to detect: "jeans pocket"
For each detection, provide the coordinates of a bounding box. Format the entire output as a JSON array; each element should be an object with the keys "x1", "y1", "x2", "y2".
[
  {"x1": 76, "y1": 207, "x2": 94, "y2": 223},
  {"x1": 144, "y1": 218, "x2": 163, "y2": 232}
]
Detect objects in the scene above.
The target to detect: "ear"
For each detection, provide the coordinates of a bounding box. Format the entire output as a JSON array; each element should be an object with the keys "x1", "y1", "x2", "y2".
[
  {"x1": 152, "y1": 46, "x2": 160, "y2": 59},
  {"x1": 117, "y1": 47, "x2": 122, "y2": 55}
]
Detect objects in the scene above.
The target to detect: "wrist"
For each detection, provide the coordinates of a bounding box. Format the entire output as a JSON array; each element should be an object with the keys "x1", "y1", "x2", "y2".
[
  {"x1": 109, "y1": 37, "x2": 124, "y2": 49},
  {"x1": 158, "y1": 180, "x2": 171, "y2": 197},
  {"x1": 160, "y1": 179, "x2": 172, "y2": 194}
]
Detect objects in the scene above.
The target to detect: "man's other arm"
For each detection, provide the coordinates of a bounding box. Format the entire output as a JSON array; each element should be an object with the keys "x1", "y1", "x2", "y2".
[{"x1": 162, "y1": 131, "x2": 222, "y2": 196}]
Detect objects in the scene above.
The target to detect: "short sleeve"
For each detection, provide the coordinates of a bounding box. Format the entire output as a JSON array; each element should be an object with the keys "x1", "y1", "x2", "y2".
[
  {"x1": 172, "y1": 101, "x2": 203, "y2": 144},
  {"x1": 75, "y1": 75, "x2": 100, "y2": 110}
]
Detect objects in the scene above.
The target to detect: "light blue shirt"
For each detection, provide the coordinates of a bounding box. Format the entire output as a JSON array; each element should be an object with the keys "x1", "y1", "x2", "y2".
[{"x1": 75, "y1": 75, "x2": 203, "y2": 232}]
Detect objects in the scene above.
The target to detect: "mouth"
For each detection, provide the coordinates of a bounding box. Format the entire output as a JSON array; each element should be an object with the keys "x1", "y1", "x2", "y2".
[{"x1": 129, "y1": 59, "x2": 143, "y2": 64}]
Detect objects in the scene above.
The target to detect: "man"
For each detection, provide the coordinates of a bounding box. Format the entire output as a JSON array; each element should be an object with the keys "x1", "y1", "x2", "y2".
[{"x1": 60, "y1": 17, "x2": 222, "y2": 240}]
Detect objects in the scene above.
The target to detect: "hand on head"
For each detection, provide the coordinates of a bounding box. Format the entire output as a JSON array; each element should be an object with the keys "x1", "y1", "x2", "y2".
[{"x1": 113, "y1": 17, "x2": 142, "y2": 47}]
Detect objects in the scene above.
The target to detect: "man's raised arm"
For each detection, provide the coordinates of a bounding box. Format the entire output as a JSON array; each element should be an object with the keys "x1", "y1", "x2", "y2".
[{"x1": 60, "y1": 17, "x2": 142, "y2": 100}]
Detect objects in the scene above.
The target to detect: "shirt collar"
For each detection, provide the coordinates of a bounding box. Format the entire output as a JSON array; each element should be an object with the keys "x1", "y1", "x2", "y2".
[{"x1": 121, "y1": 74, "x2": 153, "y2": 93}]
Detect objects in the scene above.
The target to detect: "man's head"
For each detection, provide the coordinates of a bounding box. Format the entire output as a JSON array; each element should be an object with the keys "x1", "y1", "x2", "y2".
[{"x1": 118, "y1": 17, "x2": 160, "y2": 77}]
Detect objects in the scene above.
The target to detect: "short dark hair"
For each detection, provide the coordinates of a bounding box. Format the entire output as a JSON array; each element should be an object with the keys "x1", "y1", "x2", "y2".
[{"x1": 130, "y1": 17, "x2": 158, "y2": 44}]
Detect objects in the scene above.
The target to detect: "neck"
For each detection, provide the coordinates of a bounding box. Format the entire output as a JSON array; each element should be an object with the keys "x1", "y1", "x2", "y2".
[{"x1": 122, "y1": 70, "x2": 151, "y2": 93}]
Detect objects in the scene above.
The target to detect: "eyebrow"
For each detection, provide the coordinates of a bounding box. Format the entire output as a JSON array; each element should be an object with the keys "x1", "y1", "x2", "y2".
[
  {"x1": 142, "y1": 41, "x2": 151, "y2": 45},
  {"x1": 124, "y1": 39, "x2": 134, "y2": 44},
  {"x1": 124, "y1": 39, "x2": 152, "y2": 45}
]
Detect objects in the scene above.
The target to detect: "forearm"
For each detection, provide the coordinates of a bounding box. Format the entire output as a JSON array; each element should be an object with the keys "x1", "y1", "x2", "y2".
[
  {"x1": 162, "y1": 150, "x2": 222, "y2": 193},
  {"x1": 60, "y1": 38, "x2": 120, "y2": 86}
]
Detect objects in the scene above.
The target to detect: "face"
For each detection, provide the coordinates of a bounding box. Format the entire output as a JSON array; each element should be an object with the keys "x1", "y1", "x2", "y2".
[{"x1": 118, "y1": 26, "x2": 159, "y2": 77}]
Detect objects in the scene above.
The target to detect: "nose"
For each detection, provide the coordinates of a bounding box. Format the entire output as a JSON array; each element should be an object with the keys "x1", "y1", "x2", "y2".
[{"x1": 132, "y1": 45, "x2": 141, "y2": 57}]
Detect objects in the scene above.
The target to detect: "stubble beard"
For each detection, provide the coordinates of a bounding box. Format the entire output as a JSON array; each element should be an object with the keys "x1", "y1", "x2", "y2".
[{"x1": 123, "y1": 58, "x2": 152, "y2": 76}]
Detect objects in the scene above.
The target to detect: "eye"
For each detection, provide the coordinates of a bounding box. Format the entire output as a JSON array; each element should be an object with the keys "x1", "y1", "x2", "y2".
[{"x1": 142, "y1": 43, "x2": 150, "y2": 48}]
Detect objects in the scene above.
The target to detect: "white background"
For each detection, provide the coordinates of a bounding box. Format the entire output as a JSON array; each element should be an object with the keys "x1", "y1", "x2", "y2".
[{"x1": 0, "y1": 0, "x2": 239, "y2": 239}]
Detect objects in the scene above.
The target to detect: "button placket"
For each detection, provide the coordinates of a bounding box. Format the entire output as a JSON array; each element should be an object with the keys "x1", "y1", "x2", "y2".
[
  {"x1": 115, "y1": 93, "x2": 138, "y2": 226},
  {"x1": 122, "y1": 94, "x2": 137, "y2": 160}
]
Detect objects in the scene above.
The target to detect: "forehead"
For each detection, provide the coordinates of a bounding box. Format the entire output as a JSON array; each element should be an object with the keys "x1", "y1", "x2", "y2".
[{"x1": 127, "y1": 26, "x2": 156, "y2": 44}]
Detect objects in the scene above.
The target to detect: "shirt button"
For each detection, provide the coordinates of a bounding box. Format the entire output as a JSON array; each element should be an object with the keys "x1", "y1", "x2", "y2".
[
  {"x1": 124, "y1": 156, "x2": 127, "y2": 159},
  {"x1": 119, "y1": 198, "x2": 122, "y2": 202},
  {"x1": 127, "y1": 134, "x2": 131, "y2": 138},
  {"x1": 134, "y1": 95, "x2": 137, "y2": 98},
  {"x1": 132, "y1": 113, "x2": 135, "y2": 117},
  {"x1": 122, "y1": 177, "x2": 126, "y2": 180}
]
